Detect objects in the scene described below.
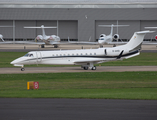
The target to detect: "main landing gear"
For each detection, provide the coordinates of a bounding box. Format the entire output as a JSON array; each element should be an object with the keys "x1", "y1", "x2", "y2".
[
  {"x1": 54, "y1": 44, "x2": 58, "y2": 48},
  {"x1": 81, "y1": 65, "x2": 96, "y2": 70}
]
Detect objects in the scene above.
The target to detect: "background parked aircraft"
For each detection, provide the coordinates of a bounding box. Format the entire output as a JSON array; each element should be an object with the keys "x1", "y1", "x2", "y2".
[
  {"x1": 0, "y1": 25, "x2": 70, "y2": 48},
  {"x1": 68, "y1": 24, "x2": 130, "y2": 47},
  {"x1": 24, "y1": 25, "x2": 61, "y2": 48}
]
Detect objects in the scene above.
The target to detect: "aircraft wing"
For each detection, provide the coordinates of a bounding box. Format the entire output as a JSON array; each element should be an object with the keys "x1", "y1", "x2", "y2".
[
  {"x1": 0, "y1": 41, "x2": 45, "y2": 45},
  {"x1": 68, "y1": 41, "x2": 98, "y2": 45},
  {"x1": 142, "y1": 41, "x2": 157, "y2": 45},
  {"x1": 107, "y1": 42, "x2": 127, "y2": 45},
  {"x1": 74, "y1": 59, "x2": 105, "y2": 65}
]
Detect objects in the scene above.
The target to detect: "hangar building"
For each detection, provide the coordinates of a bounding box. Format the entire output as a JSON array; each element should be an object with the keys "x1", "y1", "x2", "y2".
[{"x1": 0, "y1": 0, "x2": 157, "y2": 42}]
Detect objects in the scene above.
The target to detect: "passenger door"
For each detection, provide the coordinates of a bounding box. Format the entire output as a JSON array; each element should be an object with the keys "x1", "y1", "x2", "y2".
[{"x1": 36, "y1": 52, "x2": 42, "y2": 63}]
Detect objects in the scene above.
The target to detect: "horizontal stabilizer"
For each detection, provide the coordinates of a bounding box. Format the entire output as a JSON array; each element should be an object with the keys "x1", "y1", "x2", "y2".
[
  {"x1": 99, "y1": 25, "x2": 129, "y2": 27},
  {"x1": 136, "y1": 30, "x2": 155, "y2": 34},
  {"x1": 24, "y1": 26, "x2": 57, "y2": 29},
  {"x1": 0, "y1": 26, "x2": 13, "y2": 27},
  {"x1": 145, "y1": 27, "x2": 157, "y2": 29}
]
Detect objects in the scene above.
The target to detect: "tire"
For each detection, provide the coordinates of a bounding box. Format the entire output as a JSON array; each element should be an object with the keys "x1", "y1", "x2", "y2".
[
  {"x1": 21, "y1": 68, "x2": 25, "y2": 71},
  {"x1": 54, "y1": 45, "x2": 58, "y2": 48},
  {"x1": 92, "y1": 66, "x2": 96, "y2": 70},
  {"x1": 41, "y1": 44, "x2": 45, "y2": 48},
  {"x1": 84, "y1": 66, "x2": 88, "y2": 70}
]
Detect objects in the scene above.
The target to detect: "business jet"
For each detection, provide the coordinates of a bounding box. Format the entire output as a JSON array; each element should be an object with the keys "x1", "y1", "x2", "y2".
[
  {"x1": 68, "y1": 24, "x2": 129, "y2": 47},
  {"x1": 11, "y1": 30, "x2": 154, "y2": 71},
  {"x1": 98, "y1": 24, "x2": 129, "y2": 46},
  {"x1": 24, "y1": 25, "x2": 61, "y2": 48}
]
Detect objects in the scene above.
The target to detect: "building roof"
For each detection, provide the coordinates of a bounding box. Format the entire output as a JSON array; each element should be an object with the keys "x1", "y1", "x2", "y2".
[{"x1": 0, "y1": 0, "x2": 157, "y2": 8}]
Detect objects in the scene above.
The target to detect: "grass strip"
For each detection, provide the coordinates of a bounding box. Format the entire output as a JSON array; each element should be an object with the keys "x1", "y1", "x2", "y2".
[{"x1": 0, "y1": 72, "x2": 157, "y2": 99}]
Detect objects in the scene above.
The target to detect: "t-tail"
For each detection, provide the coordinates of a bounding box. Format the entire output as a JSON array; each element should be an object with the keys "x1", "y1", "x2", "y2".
[
  {"x1": 24, "y1": 25, "x2": 57, "y2": 38},
  {"x1": 125, "y1": 31, "x2": 154, "y2": 52}
]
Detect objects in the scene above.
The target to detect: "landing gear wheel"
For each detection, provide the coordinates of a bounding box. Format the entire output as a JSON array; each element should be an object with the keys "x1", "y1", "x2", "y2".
[
  {"x1": 84, "y1": 66, "x2": 88, "y2": 70},
  {"x1": 54, "y1": 45, "x2": 58, "y2": 48},
  {"x1": 21, "y1": 68, "x2": 25, "y2": 71},
  {"x1": 41, "y1": 44, "x2": 45, "y2": 48},
  {"x1": 92, "y1": 66, "x2": 96, "y2": 70}
]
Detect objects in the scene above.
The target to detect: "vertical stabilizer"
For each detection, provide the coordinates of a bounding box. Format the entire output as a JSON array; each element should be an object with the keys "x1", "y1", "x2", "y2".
[
  {"x1": 41, "y1": 25, "x2": 46, "y2": 37},
  {"x1": 125, "y1": 31, "x2": 154, "y2": 51}
]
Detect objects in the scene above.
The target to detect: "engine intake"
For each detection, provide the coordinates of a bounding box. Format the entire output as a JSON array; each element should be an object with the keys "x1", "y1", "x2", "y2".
[{"x1": 113, "y1": 34, "x2": 119, "y2": 40}]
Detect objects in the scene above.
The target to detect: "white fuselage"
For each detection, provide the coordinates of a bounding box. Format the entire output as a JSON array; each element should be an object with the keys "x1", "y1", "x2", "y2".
[
  {"x1": 11, "y1": 30, "x2": 153, "y2": 70},
  {"x1": 10, "y1": 47, "x2": 139, "y2": 67}
]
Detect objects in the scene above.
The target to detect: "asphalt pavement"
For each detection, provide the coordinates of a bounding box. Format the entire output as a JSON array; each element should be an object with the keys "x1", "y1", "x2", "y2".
[{"x1": 0, "y1": 98, "x2": 157, "y2": 120}]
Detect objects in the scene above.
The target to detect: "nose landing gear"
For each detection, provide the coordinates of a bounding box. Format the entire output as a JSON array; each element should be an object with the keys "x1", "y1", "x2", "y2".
[{"x1": 21, "y1": 68, "x2": 25, "y2": 71}]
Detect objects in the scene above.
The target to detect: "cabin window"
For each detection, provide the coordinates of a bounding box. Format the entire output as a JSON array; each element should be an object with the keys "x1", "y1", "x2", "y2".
[
  {"x1": 68, "y1": 54, "x2": 70, "y2": 56},
  {"x1": 81, "y1": 53, "x2": 83, "y2": 56},
  {"x1": 90, "y1": 53, "x2": 92, "y2": 55},
  {"x1": 76, "y1": 53, "x2": 78, "y2": 56},
  {"x1": 72, "y1": 54, "x2": 74, "y2": 56},
  {"x1": 60, "y1": 54, "x2": 62, "y2": 56},
  {"x1": 94, "y1": 53, "x2": 96, "y2": 55},
  {"x1": 56, "y1": 54, "x2": 58, "y2": 56},
  {"x1": 64, "y1": 54, "x2": 65, "y2": 56},
  {"x1": 29, "y1": 54, "x2": 33, "y2": 57},
  {"x1": 86, "y1": 53, "x2": 88, "y2": 55}
]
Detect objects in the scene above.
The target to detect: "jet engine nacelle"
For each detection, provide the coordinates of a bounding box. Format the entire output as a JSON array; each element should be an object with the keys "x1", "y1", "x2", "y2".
[
  {"x1": 98, "y1": 34, "x2": 107, "y2": 45},
  {"x1": 99, "y1": 34, "x2": 106, "y2": 38},
  {"x1": 155, "y1": 35, "x2": 157, "y2": 40},
  {"x1": 36, "y1": 35, "x2": 43, "y2": 40},
  {"x1": 49, "y1": 35, "x2": 60, "y2": 41},
  {"x1": 113, "y1": 34, "x2": 119, "y2": 40}
]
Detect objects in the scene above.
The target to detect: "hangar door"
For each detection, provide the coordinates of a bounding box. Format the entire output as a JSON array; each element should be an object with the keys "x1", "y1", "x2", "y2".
[
  {"x1": 95, "y1": 20, "x2": 140, "y2": 41},
  {"x1": 15, "y1": 20, "x2": 36, "y2": 40},
  {"x1": 58, "y1": 20, "x2": 78, "y2": 41},
  {"x1": 0, "y1": 20, "x2": 13, "y2": 40}
]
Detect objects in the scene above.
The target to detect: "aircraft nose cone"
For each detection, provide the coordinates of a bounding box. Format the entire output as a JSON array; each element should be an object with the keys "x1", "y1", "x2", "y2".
[
  {"x1": 98, "y1": 40, "x2": 103, "y2": 45},
  {"x1": 10, "y1": 60, "x2": 16, "y2": 64},
  {"x1": 10, "y1": 57, "x2": 21, "y2": 65}
]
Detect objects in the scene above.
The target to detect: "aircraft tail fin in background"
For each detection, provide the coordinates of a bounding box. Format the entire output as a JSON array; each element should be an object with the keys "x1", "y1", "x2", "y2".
[
  {"x1": 98, "y1": 24, "x2": 129, "y2": 36},
  {"x1": 24, "y1": 25, "x2": 57, "y2": 37}
]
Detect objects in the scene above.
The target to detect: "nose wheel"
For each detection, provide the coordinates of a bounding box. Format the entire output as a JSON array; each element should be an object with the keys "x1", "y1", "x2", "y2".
[{"x1": 21, "y1": 68, "x2": 25, "y2": 71}]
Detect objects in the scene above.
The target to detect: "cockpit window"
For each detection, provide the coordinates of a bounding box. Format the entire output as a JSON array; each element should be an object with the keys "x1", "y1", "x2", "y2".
[
  {"x1": 24, "y1": 53, "x2": 29, "y2": 57},
  {"x1": 99, "y1": 38, "x2": 104, "y2": 40},
  {"x1": 24, "y1": 53, "x2": 33, "y2": 57},
  {"x1": 29, "y1": 54, "x2": 33, "y2": 57}
]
